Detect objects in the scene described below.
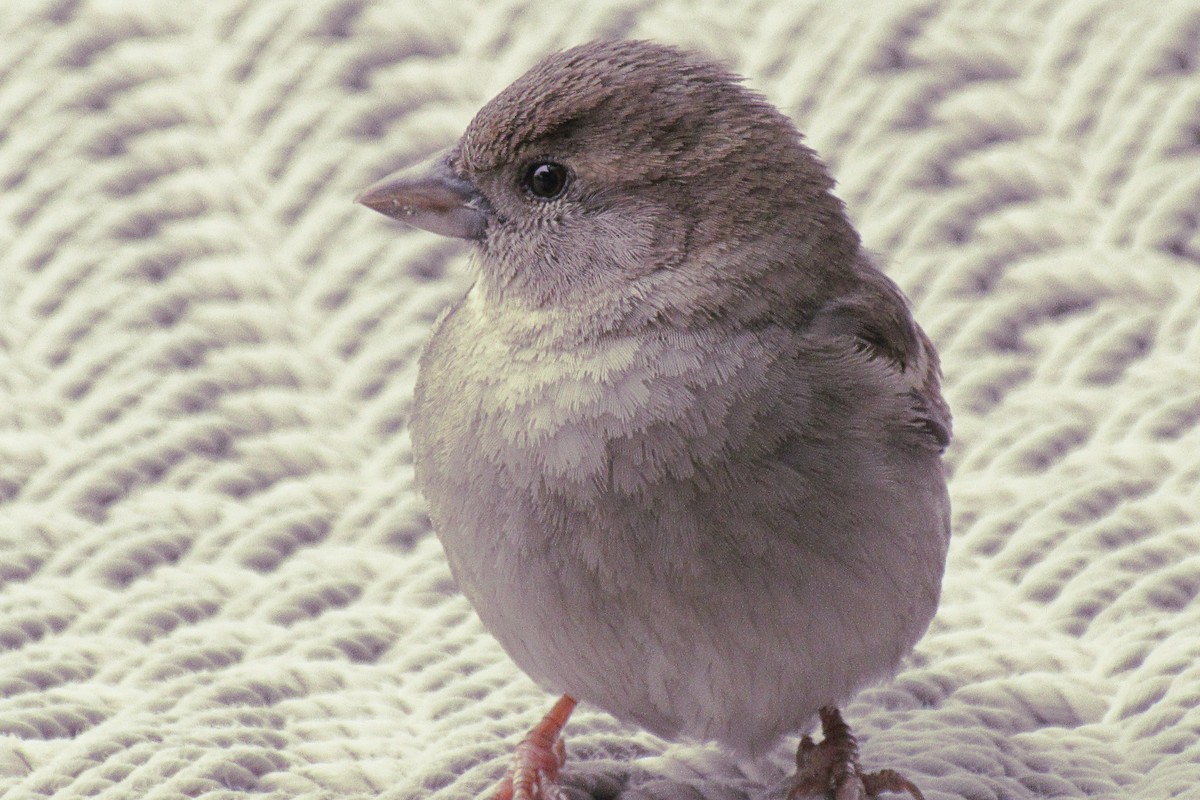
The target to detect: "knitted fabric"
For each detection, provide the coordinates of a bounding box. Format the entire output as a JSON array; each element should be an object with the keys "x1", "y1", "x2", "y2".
[{"x1": 2, "y1": 1, "x2": 1199, "y2": 798}]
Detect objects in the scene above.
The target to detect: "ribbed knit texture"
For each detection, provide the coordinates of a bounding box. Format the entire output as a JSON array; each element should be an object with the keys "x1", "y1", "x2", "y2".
[{"x1": 2, "y1": 1, "x2": 1199, "y2": 798}]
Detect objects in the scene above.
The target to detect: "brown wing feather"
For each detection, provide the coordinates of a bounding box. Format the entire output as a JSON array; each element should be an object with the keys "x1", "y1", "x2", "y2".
[{"x1": 809, "y1": 266, "x2": 952, "y2": 451}]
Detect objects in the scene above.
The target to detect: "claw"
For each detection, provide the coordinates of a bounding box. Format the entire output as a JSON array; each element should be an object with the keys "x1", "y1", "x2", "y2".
[
  {"x1": 489, "y1": 696, "x2": 577, "y2": 800},
  {"x1": 787, "y1": 707, "x2": 924, "y2": 800}
]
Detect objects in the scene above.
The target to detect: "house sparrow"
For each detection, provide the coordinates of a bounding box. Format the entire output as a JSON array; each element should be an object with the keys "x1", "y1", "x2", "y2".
[{"x1": 357, "y1": 39, "x2": 951, "y2": 800}]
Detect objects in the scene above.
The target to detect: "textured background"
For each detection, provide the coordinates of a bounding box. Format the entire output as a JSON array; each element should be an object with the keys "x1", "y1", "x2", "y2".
[{"x1": 3, "y1": 1, "x2": 1200, "y2": 799}]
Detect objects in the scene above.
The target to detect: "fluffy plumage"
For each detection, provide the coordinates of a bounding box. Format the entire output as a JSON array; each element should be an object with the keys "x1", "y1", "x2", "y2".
[{"x1": 366, "y1": 36, "x2": 950, "y2": 788}]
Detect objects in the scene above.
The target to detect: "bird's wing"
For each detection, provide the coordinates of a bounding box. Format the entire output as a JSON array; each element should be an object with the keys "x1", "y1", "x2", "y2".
[{"x1": 808, "y1": 268, "x2": 952, "y2": 452}]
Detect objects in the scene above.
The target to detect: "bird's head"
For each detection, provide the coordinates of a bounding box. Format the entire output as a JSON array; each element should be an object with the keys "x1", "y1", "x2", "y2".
[{"x1": 358, "y1": 40, "x2": 859, "y2": 332}]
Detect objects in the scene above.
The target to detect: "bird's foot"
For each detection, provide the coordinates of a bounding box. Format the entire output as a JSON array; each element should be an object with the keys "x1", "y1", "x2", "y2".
[
  {"x1": 786, "y1": 707, "x2": 925, "y2": 800},
  {"x1": 490, "y1": 695, "x2": 577, "y2": 800}
]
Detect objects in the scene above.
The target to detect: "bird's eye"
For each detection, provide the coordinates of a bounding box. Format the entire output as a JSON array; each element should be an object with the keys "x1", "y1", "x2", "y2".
[{"x1": 523, "y1": 161, "x2": 569, "y2": 200}]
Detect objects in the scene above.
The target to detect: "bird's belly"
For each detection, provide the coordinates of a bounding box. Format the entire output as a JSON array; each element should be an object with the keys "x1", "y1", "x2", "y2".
[
  {"x1": 426, "y1": 456, "x2": 946, "y2": 757},
  {"x1": 412, "y1": 311, "x2": 948, "y2": 756}
]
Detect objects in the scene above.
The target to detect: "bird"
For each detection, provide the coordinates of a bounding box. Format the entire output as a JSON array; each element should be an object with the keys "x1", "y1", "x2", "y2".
[{"x1": 357, "y1": 39, "x2": 951, "y2": 800}]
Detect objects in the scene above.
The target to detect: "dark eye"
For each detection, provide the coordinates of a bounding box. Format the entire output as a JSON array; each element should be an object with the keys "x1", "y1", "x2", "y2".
[{"x1": 523, "y1": 161, "x2": 569, "y2": 200}]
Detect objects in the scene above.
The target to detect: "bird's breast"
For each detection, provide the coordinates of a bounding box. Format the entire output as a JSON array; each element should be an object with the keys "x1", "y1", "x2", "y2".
[{"x1": 408, "y1": 293, "x2": 949, "y2": 753}]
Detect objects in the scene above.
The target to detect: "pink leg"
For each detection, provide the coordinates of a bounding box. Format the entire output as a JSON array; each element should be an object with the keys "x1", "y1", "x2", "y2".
[{"x1": 491, "y1": 695, "x2": 578, "y2": 800}]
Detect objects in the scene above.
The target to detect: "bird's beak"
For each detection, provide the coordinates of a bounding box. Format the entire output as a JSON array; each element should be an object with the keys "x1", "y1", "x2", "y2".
[{"x1": 355, "y1": 150, "x2": 488, "y2": 241}]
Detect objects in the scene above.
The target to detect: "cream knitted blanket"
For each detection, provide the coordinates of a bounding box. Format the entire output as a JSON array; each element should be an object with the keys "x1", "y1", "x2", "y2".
[{"x1": 3, "y1": 1, "x2": 1199, "y2": 798}]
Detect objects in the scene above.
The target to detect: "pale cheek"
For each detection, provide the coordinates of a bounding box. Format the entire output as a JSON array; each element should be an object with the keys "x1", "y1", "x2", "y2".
[
  {"x1": 479, "y1": 203, "x2": 673, "y2": 302},
  {"x1": 576, "y1": 207, "x2": 659, "y2": 274}
]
